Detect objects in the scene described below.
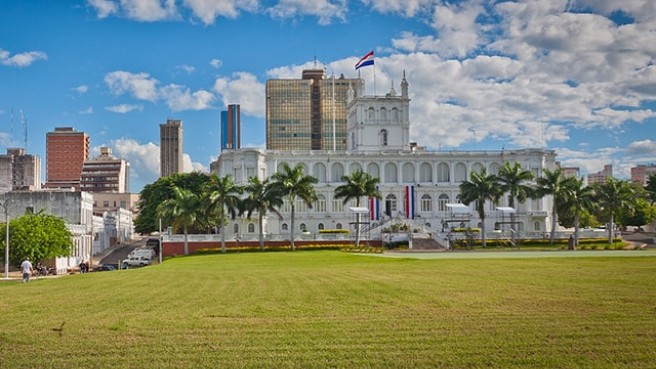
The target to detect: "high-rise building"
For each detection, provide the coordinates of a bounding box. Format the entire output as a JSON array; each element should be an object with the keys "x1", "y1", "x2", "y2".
[
  {"x1": 587, "y1": 164, "x2": 612, "y2": 185},
  {"x1": 80, "y1": 147, "x2": 130, "y2": 193},
  {"x1": 0, "y1": 148, "x2": 41, "y2": 193},
  {"x1": 631, "y1": 164, "x2": 656, "y2": 186},
  {"x1": 160, "y1": 119, "x2": 183, "y2": 177},
  {"x1": 45, "y1": 127, "x2": 90, "y2": 190},
  {"x1": 266, "y1": 69, "x2": 363, "y2": 151},
  {"x1": 221, "y1": 104, "x2": 241, "y2": 150}
]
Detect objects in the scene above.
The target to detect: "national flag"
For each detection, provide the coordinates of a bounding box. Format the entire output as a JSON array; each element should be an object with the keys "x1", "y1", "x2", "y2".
[
  {"x1": 355, "y1": 50, "x2": 374, "y2": 70},
  {"x1": 369, "y1": 196, "x2": 380, "y2": 221},
  {"x1": 405, "y1": 185, "x2": 415, "y2": 219}
]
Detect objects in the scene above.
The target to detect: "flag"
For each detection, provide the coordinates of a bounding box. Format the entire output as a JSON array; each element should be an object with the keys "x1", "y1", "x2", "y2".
[
  {"x1": 355, "y1": 50, "x2": 374, "y2": 70},
  {"x1": 369, "y1": 196, "x2": 380, "y2": 221},
  {"x1": 405, "y1": 185, "x2": 415, "y2": 219}
]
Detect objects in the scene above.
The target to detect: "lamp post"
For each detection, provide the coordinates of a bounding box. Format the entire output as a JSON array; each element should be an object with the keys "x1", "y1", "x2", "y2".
[{"x1": 1, "y1": 201, "x2": 9, "y2": 279}]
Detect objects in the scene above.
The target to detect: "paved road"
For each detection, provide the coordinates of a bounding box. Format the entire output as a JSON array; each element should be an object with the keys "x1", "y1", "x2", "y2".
[{"x1": 97, "y1": 238, "x2": 149, "y2": 267}]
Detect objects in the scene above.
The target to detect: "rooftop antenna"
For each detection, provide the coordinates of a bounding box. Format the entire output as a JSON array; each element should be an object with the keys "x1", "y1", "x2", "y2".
[{"x1": 20, "y1": 109, "x2": 27, "y2": 151}]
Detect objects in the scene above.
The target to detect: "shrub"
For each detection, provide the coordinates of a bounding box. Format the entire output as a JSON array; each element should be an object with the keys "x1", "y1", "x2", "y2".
[{"x1": 318, "y1": 229, "x2": 350, "y2": 234}]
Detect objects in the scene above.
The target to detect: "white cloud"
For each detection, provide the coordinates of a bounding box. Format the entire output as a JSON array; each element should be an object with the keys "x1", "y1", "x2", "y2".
[
  {"x1": 183, "y1": 0, "x2": 258, "y2": 25},
  {"x1": 210, "y1": 58, "x2": 222, "y2": 69},
  {"x1": 213, "y1": 72, "x2": 265, "y2": 117},
  {"x1": 361, "y1": 0, "x2": 432, "y2": 17},
  {"x1": 625, "y1": 139, "x2": 656, "y2": 156},
  {"x1": 0, "y1": 48, "x2": 47, "y2": 68},
  {"x1": 110, "y1": 138, "x2": 160, "y2": 186},
  {"x1": 177, "y1": 64, "x2": 195, "y2": 74},
  {"x1": 104, "y1": 71, "x2": 159, "y2": 101},
  {"x1": 267, "y1": 0, "x2": 347, "y2": 25},
  {"x1": 160, "y1": 84, "x2": 215, "y2": 111},
  {"x1": 72, "y1": 85, "x2": 89, "y2": 94},
  {"x1": 183, "y1": 153, "x2": 208, "y2": 173},
  {"x1": 87, "y1": 0, "x2": 118, "y2": 18},
  {"x1": 79, "y1": 107, "x2": 94, "y2": 114},
  {"x1": 120, "y1": 0, "x2": 178, "y2": 21},
  {"x1": 105, "y1": 104, "x2": 144, "y2": 113}
]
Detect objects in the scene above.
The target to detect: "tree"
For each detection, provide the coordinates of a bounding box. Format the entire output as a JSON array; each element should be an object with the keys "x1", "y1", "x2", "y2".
[
  {"x1": 157, "y1": 187, "x2": 202, "y2": 255},
  {"x1": 242, "y1": 177, "x2": 284, "y2": 251},
  {"x1": 0, "y1": 212, "x2": 73, "y2": 267},
  {"x1": 559, "y1": 177, "x2": 596, "y2": 247},
  {"x1": 459, "y1": 168, "x2": 501, "y2": 248},
  {"x1": 271, "y1": 163, "x2": 318, "y2": 251},
  {"x1": 334, "y1": 170, "x2": 381, "y2": 249},
  {"x1": 594, "y1": 178, "x2": 637, "y2": 244},
  {"x1": 135, "y1": 172, "x2": 211, "y2": 234},
  {"x1": 496, "y1": 162, "x2": 535, "y2": 245},
  {"x1": 535, "y1": 168, "x2": 569, "y2": 244},
  {"x1": 203, "y1": 174, "x2": 243, "y2": 253}
]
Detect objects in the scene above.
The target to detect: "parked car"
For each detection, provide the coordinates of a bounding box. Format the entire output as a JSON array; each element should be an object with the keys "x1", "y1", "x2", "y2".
[
  {"x1": 129, "y1": 248, "x2": 156, "y2": 259},
  {"x1": 122, "y1": 256, "x2": 152, "y2": 268},
  {"x1": 94, "y1": 264, "x2": 116, "y2": 272}
]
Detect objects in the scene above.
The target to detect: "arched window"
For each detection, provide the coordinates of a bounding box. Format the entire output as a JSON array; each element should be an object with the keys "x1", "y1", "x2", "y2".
[
  {"x1": 380, "y1": 107, "x2": 387, "y2": 121},
  {"x1": 402, "y1": 163, "x2": 415, "y2": 183},
  {"x1": 471, "y1": 162, "x2": 484, "y2": 176},
  {"x1": 454, "y1": 163, "x2": 467, "y2": 182},
  {"x1": 282, "y1": 223, "x2": 288, "y2": 231},
  {"x1": 300, "y1": 223, "x2": 307, "y2": 231},
  {"x1": 384, "y1": 162, "x2": 397, "y2": 183},
  {"x1": 332, "y1": 197, "x2": 344, "y2": 212},
  {"x1": 331, "y1": 162, "x2": 344, "y2": 182},
  {"x1": 367, "y1": 163, "x2": 380, "y2": 179},
  {"x1": 534, "y1": 221, "x2": 541, "y2": 231},
  {"x1": 277, "y1": 162, "x2": 289, "y2": 173},
  {"x1": 315, "y1": 194, "x2": 327, "y2": 212},
  {"x1": 420, "y1": 194, "x2": 432, "y2": 212},
  {"x1": 438, "y1": 193, "x2": 449, "y2": 211},
  {"x1": 248, "y1": 223, "x2": 255, "y2": 233},
  {"x1": 318, "y1": 223, "x2": 325, "y2": 230},
  {"x1": 437, "y1": 163, "x2": 450, "y2": 182},
  {"x1": 419, "y1": 162, "x2": 432, "y2": 183},
  {"x1": 385, "y1": 194, "x2": 398, "y2": 216},
  {"x1": 233, "y1": 223, "x2": 239, "y2": 233},
  {"x1": 392, "y1": 107, "x2": 399, "y2": 120},
  {"x1": 380, "y1": 129, "x2": 388, "y2": 146},
  {"x1": 313, "y1": 163, "x2": 327, "y2": 183},
  {"x1": 295, "y1": 198, "x2": 308, "y2": 213},
  {"x1": 336, "y1": 223, "x2": 343, "y2": 229},
  {"x1": 425, "y1": 222, "x2": 432, "y2": 228},
  {"x1": 368, "y1": 107, "x2": 375, "y2": 120},
  {"x1": 350, "y1": 163, "x2": 362, "y2": 174},
  {"x1": 489, "y1": 162, "x2": 501, "y2": 175}
]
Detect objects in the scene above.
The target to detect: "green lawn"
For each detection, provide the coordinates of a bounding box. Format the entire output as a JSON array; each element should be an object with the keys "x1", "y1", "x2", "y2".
[{"x1": 1, "y1": 251, "x2": 655, "y2": 368}]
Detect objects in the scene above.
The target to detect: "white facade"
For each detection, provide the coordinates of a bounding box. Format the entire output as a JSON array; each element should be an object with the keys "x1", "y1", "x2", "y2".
[{"x1": 210, "y1": 74, "x2": 557, "y2": 243}]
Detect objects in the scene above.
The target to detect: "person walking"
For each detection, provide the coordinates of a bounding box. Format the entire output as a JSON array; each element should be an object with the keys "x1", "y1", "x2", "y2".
[{"x1": 21, "y1": 257, "x2": 34, "y2": 283}]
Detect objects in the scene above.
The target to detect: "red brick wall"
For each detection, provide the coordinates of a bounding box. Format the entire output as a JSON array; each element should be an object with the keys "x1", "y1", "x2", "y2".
[{"x1": 162, "y1": 239, "x2": 382, "y2": 256}]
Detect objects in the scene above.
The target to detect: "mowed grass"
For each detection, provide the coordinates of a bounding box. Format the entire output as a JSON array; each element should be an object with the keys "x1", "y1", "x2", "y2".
[{"x1": 1, "y1": 251, "x2": 655, "y2": 369}]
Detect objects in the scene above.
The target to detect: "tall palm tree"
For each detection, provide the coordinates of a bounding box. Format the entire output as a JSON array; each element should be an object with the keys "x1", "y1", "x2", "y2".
[
  {"x1": 594, "y1": 178, "x2": 637, "y2": 244},
  {"x1": 334, "y1": 170, "x2": 381, "y2": 249},
  {"x1": 157, "y1": 186, "x2": 201, "y2": 255},
  {"x1": 204, "y1": 174, "x2": 243, "y2": 253},
  {"x1": 459, "y1": 168, "x2": 501, "y2": 248},
  {"x1": 535, "y1": 167, "x2": 568, "y2": 244},
  {"x1": 271, "y1": 163, "x2": 318, "y2": 251},
  {"x1": 242, "y1": 177, "x2": 283, "y2": 251},
  {"x1": 496, "y1": 162, "x2": 535, "y2": 245},
  {"x1": 560, "y1": 177, "x2": 595, "y2": 247}
]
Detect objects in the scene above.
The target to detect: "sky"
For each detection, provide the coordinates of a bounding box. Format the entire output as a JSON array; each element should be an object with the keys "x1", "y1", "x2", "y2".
[{"x1": 1, "y1": 0, "x2": 655, "y2": 192}]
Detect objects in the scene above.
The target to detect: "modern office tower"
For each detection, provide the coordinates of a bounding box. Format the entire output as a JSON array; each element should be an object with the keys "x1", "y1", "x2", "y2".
[
  {"x1": 160, "y1": 119, "x2": 183, "y2": 177},
  {"x1": 631, "y1": 164, "x2": 656, "y2": 186},
  {"x1": 587, "y1": 164, "x2": 613, "y2": 185},
  {"x1": 80, "y1": 147, "x2": 130, "y2": 193},
  {"x1": 0, "y1": 148, "x2": 41, "y2": 193},
  {"x1": 45, "y1": 127, "x2": 90, "y2": 190},
  {"x1": 221, "y1": 104, "x2": 241, "y2": 150},
  {"x1": 266, "y1": 69, "x2": 363, "y2": 151}
]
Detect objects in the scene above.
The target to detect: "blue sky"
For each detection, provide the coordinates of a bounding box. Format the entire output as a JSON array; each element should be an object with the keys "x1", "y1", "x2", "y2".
[{"x1": 1, "y1": 0, "x2": 655, "y2": 192}]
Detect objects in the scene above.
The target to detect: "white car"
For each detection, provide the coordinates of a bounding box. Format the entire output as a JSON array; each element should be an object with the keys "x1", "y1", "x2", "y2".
[
  {"x1": 129, "y1": 248, "x2": 156, "y2": 259},
  {"x1": 122, "y1": 256, "x2": 152, "y2": 268}
]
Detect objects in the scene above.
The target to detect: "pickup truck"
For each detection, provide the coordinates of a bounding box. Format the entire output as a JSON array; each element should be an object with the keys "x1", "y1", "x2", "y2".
[{"x1": 121, "y1": 256, "x2": 152, "y2": 268}]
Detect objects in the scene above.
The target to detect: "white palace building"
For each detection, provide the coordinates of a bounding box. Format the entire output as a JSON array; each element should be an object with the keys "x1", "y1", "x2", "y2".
[{"x1": 210, "y1": 73, "x2": 557, "y2": 245}]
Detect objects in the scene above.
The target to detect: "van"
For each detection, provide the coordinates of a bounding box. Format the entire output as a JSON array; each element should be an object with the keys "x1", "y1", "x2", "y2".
[{"x1": 129, "y1": 248, "x2": 156, "y2": 259}]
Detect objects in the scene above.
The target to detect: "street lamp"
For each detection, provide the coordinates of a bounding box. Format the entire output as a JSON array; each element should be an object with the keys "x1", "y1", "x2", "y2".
[{"x1": 1, "y1": 201, "x2": 9, "y2": 279}]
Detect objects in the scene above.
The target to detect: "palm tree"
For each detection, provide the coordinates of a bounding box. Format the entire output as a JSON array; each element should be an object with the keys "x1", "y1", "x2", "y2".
[
  {"x1": 594, "y1": 178, "x2": 637, "y2": 244},
  {"x1": 535, "y1": 168, "x2": 568, "y2": 244},
  {"x1": 496, "y1": 162, "x2": 535, "y2": 245},
  {"x1": 560, "y1": 177, "x2": 595, "y2": 247},
  {"x1": 271, "y1": 163, "x2": 318, "y2": 251},
  {"x1": 157, "y1": 186, "x2": 201, "y2": 255},
  {"x1": 459, "y1": 168, "x2": 501, "y2": 248},
  {"x1": 242, "y1": 177, "x2": 283, "y2": 251},
  {"x1": 204, "y1": 174, "x2": 243, "y2": 253},
  {"x1": 334, "y1": 170, "x2": 381, "y2": 249}
]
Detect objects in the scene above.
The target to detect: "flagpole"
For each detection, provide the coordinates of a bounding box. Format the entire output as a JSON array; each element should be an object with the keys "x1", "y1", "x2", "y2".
[
  {"x1": 332, "y1": 72, "x2": 336, "y2": 151},
  {"x1": 373, "y1": 58, "x2": 377, "y2": 97}
]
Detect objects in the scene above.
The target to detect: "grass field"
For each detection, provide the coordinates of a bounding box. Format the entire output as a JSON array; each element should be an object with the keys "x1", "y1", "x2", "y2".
[{"x1": 1, "y1": 250, "x2": 655, "y2": 368}]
